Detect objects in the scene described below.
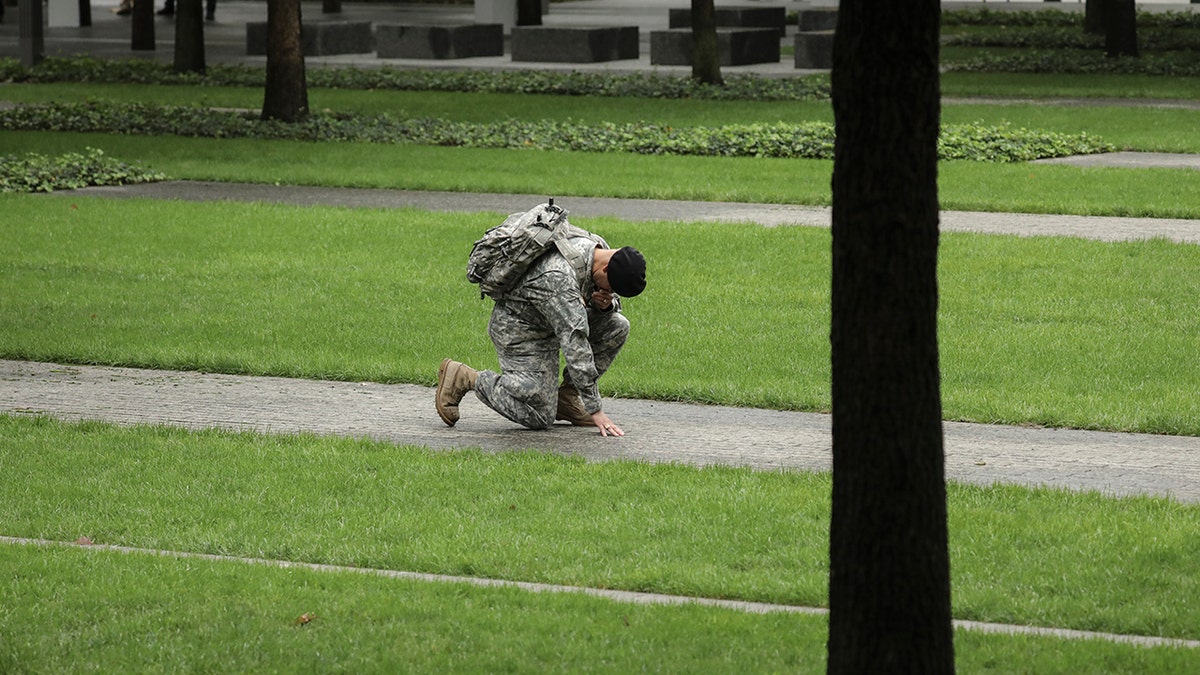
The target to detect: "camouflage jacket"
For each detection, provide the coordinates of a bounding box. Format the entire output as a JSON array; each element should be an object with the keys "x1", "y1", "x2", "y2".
[{"x1": 494, "y1": 232, "x2": 619, "y2": 414}]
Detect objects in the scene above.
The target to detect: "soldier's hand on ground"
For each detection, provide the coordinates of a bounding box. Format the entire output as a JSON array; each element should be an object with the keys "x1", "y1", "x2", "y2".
[{"x1": 592, "y1": 411, "x2": 624, "y2": 437}]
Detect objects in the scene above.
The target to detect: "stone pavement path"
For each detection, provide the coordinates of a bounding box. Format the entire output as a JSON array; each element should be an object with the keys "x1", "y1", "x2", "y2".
[{"x1": 5, "y1": 359, "x2": 1199, "y2": 504}]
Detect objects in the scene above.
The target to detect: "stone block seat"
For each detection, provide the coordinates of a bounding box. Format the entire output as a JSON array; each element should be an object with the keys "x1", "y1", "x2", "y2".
[
  {"x1": 797, "y1": 7, "x2": 838, "y2": 32},
  {"x1": 650, "y1": 28, "x2": 780, "y2": 67},
  {"x1": 510, "y1": 25, "x2": 639, "y2": 63},
  {"x1": 794, "y1": 30, "x2": 834, "y2": 69},
  {"x1": 667, "y1": 5, "x2": 787, "y2": 37},
  {"x1": 375, "y1": 23, "x2": 504, "y2": 59},
  {"x1": 246, "y1": 20, "x2": 373, "y2": 56}
]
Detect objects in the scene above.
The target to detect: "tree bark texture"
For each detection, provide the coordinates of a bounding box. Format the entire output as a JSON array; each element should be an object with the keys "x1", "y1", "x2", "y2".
[
  {"x1": 173, "y1": 0, "x2": 206, "y2": 74},
  {"x1": 690, "y1": 0, "x2": 723, "y2": 86},
  {"x1": 1104, "y1": 0, "x2": 1139, "y2": 58},
  {"x1": 131, "y1": 0, "x2": 155, "y2": 51},
  {"x1": 261, "y1": 0, "x2": 309, "y2": 122},
  {"x1": 827, "y1": 0, "x2": 953, "y2": 673}
]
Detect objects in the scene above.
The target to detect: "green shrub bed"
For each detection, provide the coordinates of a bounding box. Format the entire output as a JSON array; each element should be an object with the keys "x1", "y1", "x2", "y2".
[
  {"x1": 0, "y1": 57, "x2": 831, "y2": 102},
  {"x1": 942, "y1": 8, "x2": 1200, "y2": 29},
  {"x1": 0, "y1": 147, "x2": 166, "y2": 193},
  {"x1": 943, "y1": 26, "x2": 1200, "y2": 52},
  {"x1": 0, "y1": 101, "x2": 1114, "y2": 162},
  {"x1": 948, "y1": 50, "x2": 1200, "y2": 76}
]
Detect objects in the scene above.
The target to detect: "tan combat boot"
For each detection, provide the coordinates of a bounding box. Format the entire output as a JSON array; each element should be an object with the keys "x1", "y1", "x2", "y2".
[
  {"x1": 555, "y1": 384, "x2": 597, "y2": 426},
  {"x1": 436, "y1": 359, "x2": 478, "y2": 426}
]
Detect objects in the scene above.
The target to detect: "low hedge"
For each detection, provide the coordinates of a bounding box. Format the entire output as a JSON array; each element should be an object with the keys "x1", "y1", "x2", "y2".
[
  {"x1": 947, "y1": 50, "x2": 1200, "y2": 77},
  {"x1": 0, "y1": 148, "x2": 166, "y2": 193},
  {"x1": 0, "y1": 101, "x2": 1114, "y2": 162},
  {"x1": 942, "y1": 8, "x2": 1200, "y2": 29},
  {"x1": 4, "y1": 49, "x2": 1197, "y2": 101},
  {"x1": 943, "y1": 26, "x2": 1200, "y2": 52},
  {"x1": 0, "y1": 57, "x2": 832, "y2": 102}
]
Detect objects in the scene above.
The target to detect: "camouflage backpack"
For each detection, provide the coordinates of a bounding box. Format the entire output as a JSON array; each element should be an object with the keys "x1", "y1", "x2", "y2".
[{"x1": 466, "y1": 199, "x2": 596, "y2": 300}]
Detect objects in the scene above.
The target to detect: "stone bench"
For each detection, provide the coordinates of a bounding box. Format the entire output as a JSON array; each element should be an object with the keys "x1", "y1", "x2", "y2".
[
  {"x1": 668, "y1": 6, "x2": 787, "y2": 38},
  {"x1": 375, "y1": 23, "x2": 504, "y2": 59},
  {"x1": 797, "y1": 8, "x2": 838, "y2": 32},
  {"x1": 650, "y1": 28, "x2": 780, "y2": 67},
  {"x1": 511, "y1": 26, "x2": 639, "y2": 63},
  {"x1": 246, "y1": 20, "x2": 373, "y2": 56},
  {"x1": 794, "y1": 30, "x2": 834, "y2": 69}
]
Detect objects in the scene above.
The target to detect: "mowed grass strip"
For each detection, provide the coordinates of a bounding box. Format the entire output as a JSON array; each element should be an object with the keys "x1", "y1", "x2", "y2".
[
  {"x1": 3, "y1": 415, "x2": 1200, "y2": 645},
  {"x1": 5, "y1": 129, "x2": 1200, "y2": 218},
  {"x1": 4, "y1": 195, "x2": 1200, "y2": 435},
  {"x1": 5, "y1": 541, "x2": 1196, "y2": 673}
]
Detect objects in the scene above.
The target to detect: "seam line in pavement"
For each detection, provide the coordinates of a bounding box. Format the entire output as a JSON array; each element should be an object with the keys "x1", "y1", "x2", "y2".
[{"x1": 5, "y1": 535, "x2": 1197, "y2": 650}]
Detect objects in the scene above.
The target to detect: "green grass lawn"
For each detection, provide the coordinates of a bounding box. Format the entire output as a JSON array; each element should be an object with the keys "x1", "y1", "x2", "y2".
[
  {"x1": 5, "y1": 61, "x2": 1200, "y2": 671},
  {"x1": 4, "y1": 131, "x2": 1200, "y2": 218},
  {"x1": 4, "y1": 194, "x2": 1200, "y2": 436},
  {"x1": 2, "y1": 415, "x2": 1198, "y2": 673},
  {"x1": 6, "y1": 539, "x2": 1194, "y2": 673}
]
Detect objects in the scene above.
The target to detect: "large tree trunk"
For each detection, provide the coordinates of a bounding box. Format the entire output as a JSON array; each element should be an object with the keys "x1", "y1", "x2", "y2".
[
  {"x1": 1104, "y1": 0, "x2": 1138, "y2": 58},
  {"x1": 261, "y1": 0, "x2": 309, "y2": 123},
  {"x1": 827, "y1": 0, "x2": 953, "y2": 673},
  {"x1": 131, "y1": 0, "x2": 155, "y2": 51},
  {"x1": 690, "y1": 0, "x2": 723, "y2": 86},
  {"x1": 173, "y1": 0, "x2": 206, "y2": 74}
]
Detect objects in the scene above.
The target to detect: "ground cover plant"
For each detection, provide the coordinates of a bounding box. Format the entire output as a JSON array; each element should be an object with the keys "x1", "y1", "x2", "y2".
[
  {"x1": 5, "y1": 195, "x2": 1200, "y2": 436},
  {"x1": 3, "y1": 81, "x2": 1199, "y2": 153},
  {"x1": 941, "y1": 8, "x2": 1200, "y2": 76},
  {"x1": 0, "y1": 100, "x2": 1112, "y2": 163},
  {"x1": 0, "y1": 147, "x2": 163, "y2": 192},
  {"x1": 2, "y1": 416, "x2": 1198, "y2": 650}
]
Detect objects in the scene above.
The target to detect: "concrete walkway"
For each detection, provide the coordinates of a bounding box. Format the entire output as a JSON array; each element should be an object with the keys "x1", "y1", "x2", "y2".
[{"x1": 6, "y1": 355, "x2": 1200, "y2": 504}]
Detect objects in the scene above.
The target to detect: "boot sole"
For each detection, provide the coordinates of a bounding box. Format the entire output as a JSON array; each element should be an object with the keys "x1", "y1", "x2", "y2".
[{"x1": 435, "y1": 358, "x2": 459, "y2": 426}]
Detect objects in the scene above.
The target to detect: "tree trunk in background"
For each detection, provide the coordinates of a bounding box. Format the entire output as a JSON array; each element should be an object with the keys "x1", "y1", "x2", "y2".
[
  {"x1": 827, "y1": 0, "x2": 954, "y2": 672},
  {"x1": 690, "y1": 0, "x2": 723, "y2": 86},
  {"x1": 173, "y1": 0, "x2": 206, "y2": 74},
  {"x1": 261, "y1": 0, "x2": 309, "y2": 123},
  {"x1": 131, "y1": 0, "x2": 154, "y2": 51},
  {"x1": 1084, "y1": 0, "x2": 1105, "y2": 35},
  {"x1": 517, "y1": 0, "x2": 542, "y2": 26},
  {"x1": 1104, "y1": 0, "x2": 1138, "y2": 58}
]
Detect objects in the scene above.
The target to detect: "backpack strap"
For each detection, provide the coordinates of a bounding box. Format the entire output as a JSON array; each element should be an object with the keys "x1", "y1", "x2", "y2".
[{"x1": 552, "y1": 225, "x2": 598, "y2": 289}]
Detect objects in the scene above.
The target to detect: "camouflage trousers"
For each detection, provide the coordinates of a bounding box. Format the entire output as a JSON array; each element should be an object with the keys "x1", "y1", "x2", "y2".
[{"x1": 474, "y1": 301, "x2": 630, "y2": 429}]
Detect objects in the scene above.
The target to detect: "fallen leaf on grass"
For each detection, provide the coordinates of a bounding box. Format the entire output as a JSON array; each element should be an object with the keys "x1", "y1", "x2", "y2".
[{"x1": 295, "y1": 613, "x2": 317, "y2": 626}]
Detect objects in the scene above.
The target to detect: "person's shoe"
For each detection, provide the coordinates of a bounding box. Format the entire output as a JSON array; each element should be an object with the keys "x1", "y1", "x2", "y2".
[
  {"x1": 555, "y1": 384, "x2": 596, "y2": 426},
  {"x1": 436, "y1": 359, "x2": 477, "y2": 426},
  {"x1": 156, "y1": 6, "x2": 174, "y2": 15},
  {"x1": 205, "y1": 12, "x2": 214, "y2": 20}
]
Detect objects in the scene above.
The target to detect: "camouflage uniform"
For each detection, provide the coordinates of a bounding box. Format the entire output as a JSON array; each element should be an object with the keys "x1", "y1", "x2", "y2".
[{"x1": 473, "y1": 233, "x2": 629, "y2": 429}]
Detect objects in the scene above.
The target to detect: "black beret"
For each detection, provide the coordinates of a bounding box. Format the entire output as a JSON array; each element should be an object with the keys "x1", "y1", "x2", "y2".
[{"x1": 608, "y1": 247, "x2": 647, "y2": 297}]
